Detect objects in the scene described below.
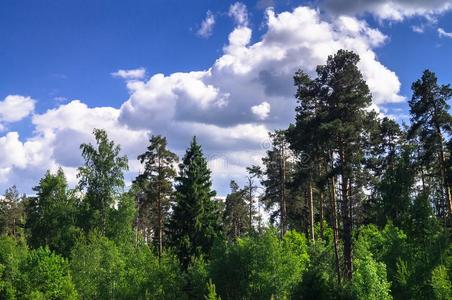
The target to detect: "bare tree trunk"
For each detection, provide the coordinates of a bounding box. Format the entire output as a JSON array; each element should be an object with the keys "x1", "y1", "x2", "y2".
[
  {"x1": 330, "y1": 175, "x2": 341, "y2": 285},
  {"x1": 437, "y1": 132, "x2": 452, "y2": 222},
  {"x1": 320, "y1": 190, "x2": 324, "y2": 239},
  {"x1": 248, "y1": 177, "x2": 253, "y2": 233},
  {"x1": 339, "y1": 146, "x2": 353, "y2": 280},
  {"x1": 157, "y1": 155, "x2": 164, "y2": 260},
  {"x1": 281, "y1": 143, "x2": 287, "y2": 237},
  {"x1": 157, "y1": 191, "x2": 163, "y2": 259},
  {"x1": 417, "y1": 146, "x2": 426, "y2": 192},
  {"x1": 309, "y1": 181, "x2": 315, "y2": 241}
]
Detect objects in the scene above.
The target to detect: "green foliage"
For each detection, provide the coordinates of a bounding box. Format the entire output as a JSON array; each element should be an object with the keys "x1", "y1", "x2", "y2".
[
  {"x1": 0, "y1": 236, "x2": 27, "y2": 299},
  {"x1": 210, "y1": 229, "x2": 309, "y2": 299},
  {"x1": 375, "y1": 145, "x2": 416, "y2": 228},
  {"x1": 223, "y1": 180, "x2": 249, "y2": 240},
  {"x1": 18, "y1": 247, "x2": 77, "y2": 299},
  {"x1": 205, "y1": 279, "x2": 221, "y2": 300},
  {"x1": 70, "y1": 232, "x2": 125, "y2": 299},
  {"x1": 352, "y1": 254, "x2": 392, "y2": 300},
  {"x1": 167, "y1": 137, "x2": 222, "y2": 269},
  {"x1": 186, "y1": 256, "x2": 210, "y2": 299},
  {"x1": 0, "y1": 186, "x2": 26, "y2": 240},
  {"x1": 70, "y1": 231, "x2": 185, "y2": 299},
  {"x1": 77, "y1": 128, "x2": 129, "y2": 234},
  {"x1": 26, "y1": 168, "x2": 81, "y2": 256},
  {"x1": 353, "y1": 227, "x2": 393, "y2": 300},
  {"x1": 105, "y1": 192, "x2": 136, "y2": 244},
  {"x1": 0, "y1": 237, "x2": 77, "y2": 299},
  {"x1": 431, "y1": 265, "x2": 452, "y2": 300},
  {"x1": 135, "y1": 135, "x2": 178, "y2": 253},
  {"x1": 120, "y1": 242, "x2": 185, "y2": 299}
]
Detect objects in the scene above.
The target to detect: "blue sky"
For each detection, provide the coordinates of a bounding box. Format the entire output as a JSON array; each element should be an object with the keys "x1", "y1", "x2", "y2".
[{"x1": 1, "y1": 0, "x2": 452, "y2": 195}]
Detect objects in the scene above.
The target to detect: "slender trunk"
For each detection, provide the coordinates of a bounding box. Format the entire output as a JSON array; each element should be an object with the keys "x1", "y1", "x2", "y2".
[
  {"x1": 437, "y1": 131, "x2": 452, "y2": 221},
  {"x1": 281, "y1": 143, "x2": 287, "y2": 237},
  {"x1": 157, "y1": 155, "x2": 163, "y2": 260},
  {"x1": 417, "y1": 146, "x2": 426, "y2": 192},
  {"x1": 157, "y1": 190, "x2": 162, "y2": 259},
  {"x1": 249, "y1": 177, "x2": 253, "y2": 233},
  {"x1": 309, "y1": 181, "x2": 315, "y2": 241},
  {"x1": 339, "y1": 146, "x2": 353, "y2": 280},
  {"x1": 320, "y1": 189, "x2": 324, "y2": 239},
  {"x1": 330, "y1": 175, "x2": 341, "y2": 285}
]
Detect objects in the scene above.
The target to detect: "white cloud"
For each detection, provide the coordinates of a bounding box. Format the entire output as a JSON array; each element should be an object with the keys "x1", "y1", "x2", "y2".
[
  {"x1": 0, "y1": 95, "x2": 35, "y2": 123},
  {"x1": 438, "y1": 27, "x2": 452, "y2": 38},
  {"x1": 229, "y1": 2, "x2": 249, "y2": 27},
  {"x1": 197, "y1": 10, "x2": 215, "y2": 38},
  {"x1": 0, "y1": 5, "x2": 405, "y2": 195},
  {"x1": 412, "y1": 25, "x2": 425, "y2": 33},
  {"x1": 112, "y1": 68, "x2": 146, "y2": 80},
  {"x1": 322, "y1": 0, "x2": 452, "y2": 21},
  {"x1": 251, "y1": 101, "x2": 271, "y2": 120}
]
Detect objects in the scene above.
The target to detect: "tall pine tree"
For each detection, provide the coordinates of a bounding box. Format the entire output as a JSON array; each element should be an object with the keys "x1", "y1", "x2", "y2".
[
  {"x1": 136, "y1": 135, "x2": 178, "y2": 257},
  {"x1": 223, "y1": 180, "x2": 249, "y2": 240},
  {"x1": 408, "y1": 70, "x2": 452, "y2": 222},
  {"x1": 289, "y1": 50, "x2": 375, "y2": 280}
]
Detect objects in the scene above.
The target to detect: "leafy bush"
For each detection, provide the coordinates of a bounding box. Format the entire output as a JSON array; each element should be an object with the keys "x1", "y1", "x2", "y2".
[{"x1": 210, "y1": 229, "x2": 309, "y2": 299}]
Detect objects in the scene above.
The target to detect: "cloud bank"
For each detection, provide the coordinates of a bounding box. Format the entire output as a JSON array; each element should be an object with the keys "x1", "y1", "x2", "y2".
[
  {"x1": 0, "y1": 4, "x2": 405, "y2": 195},
  {"x1": 321, "y1": 0, "x2": 452, "y2": 21}
]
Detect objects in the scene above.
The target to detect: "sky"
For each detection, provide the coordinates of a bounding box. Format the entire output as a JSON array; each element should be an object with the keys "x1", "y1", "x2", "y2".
[{"x1": 1, "y1": 0, "x2": 452, "y2": 196}]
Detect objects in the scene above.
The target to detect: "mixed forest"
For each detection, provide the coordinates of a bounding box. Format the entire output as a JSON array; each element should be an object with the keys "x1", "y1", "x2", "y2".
[{"x1": 0, "y1": 50, "x2": 451, "y2": 299}]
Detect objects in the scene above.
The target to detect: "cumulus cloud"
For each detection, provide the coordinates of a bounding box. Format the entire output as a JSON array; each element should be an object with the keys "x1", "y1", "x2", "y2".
[
  {"x1": 112, "y1": 68, "x2": 146, "y2": 80},
  {"x1": 0, "y1": 95, "x2": 35, "y2": 124},
  {"x1": 438, "y1": 27, "x2": 452, "y2": 38},
  {"x1": 251, "y1": 102, "x2": 271, "y2": 120},
  {"x1": 321, "y1": 0, "x2": 452, "y2": 21},
  {"x1": 0, "y1": 4, "x2": 405, "y2": 195},
  {"x1": 197, "y1": 10, "x2": 216, "y2": 38}
]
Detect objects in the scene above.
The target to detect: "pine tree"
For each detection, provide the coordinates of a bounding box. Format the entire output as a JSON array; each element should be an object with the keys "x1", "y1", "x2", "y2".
[
  {"x1": 135, "y1": 135, "x2": 178, "y2": 257},
  {"x1": 0, "y1": 186, "x2": 25, "y2": 239},
  {"x1": 167, "y1": 137, "x2": 222, "y2": 269},
  {"x1": 408, "y1": 70, "x2": 452, "y2": 222},
  {"x1": 258, "y1": 130, "x2": 294, "y2": 237},
  {"x1": 289, "y1": 50, "x2": 374, "y2": 280},
  {"x1": 223, "y1": 180, "x2": 249, "y2": 240}
]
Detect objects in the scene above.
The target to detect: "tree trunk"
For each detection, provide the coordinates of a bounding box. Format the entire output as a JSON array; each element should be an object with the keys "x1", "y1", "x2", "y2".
[
  {"x1": 340, "y1": 147, "x2": 353, "y2": 280},
  {"x1": 248, "y1": 177, "x2": 253, "y2": 233},
  {"x1": 319, "y1": 189, "x2": 324, "y2": 239},
  {"x1": 281, "y1": 143, "x2": 287, "y2": 237},
  {"x1": 437, "y1": 131, "x2": 452, "y2": 222},
  {"x1": 157, "y1": 191, "x2": 163, "y2": 259},
  {"x1": 309, "y1": 181, "x2": 315, "y2": 241},
  {"x1": 330, "y1": 175, "x2": 341, "y2": 285}
]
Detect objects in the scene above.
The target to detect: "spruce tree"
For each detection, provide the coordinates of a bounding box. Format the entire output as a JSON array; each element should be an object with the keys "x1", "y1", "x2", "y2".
[{"x1": 167, "y1": 137, "x2": 222, "y2": 269}]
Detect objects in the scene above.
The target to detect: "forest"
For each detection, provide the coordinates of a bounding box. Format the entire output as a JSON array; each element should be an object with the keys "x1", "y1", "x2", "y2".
[{"x1": 0, "y1": 50, "x2": 451, "y2": 299}]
